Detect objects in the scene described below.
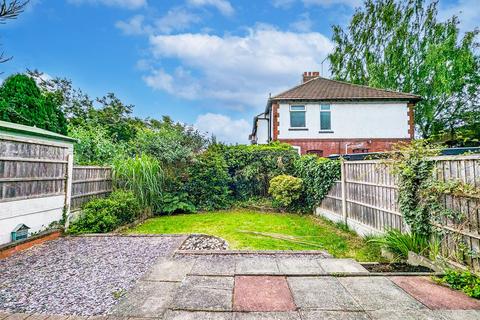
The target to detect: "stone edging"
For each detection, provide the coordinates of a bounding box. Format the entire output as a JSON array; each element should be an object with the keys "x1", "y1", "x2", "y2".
[
  {"x1": 0, "y1": 229, "x2": 62, "y2": 259},
  {"x1": 175, "y1": 249, "x2": 332, "y2": 255}
]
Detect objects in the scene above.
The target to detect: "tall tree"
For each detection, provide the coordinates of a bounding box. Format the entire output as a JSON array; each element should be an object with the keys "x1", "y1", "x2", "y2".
[
  {"x1": 329, "y1": 0, "x2": 480, "y2": 144},
  {"x1": 0, "y1": 74, "x2": 68, "y2": 134},
  {"x1": 0, "y1": 1, "x2": 29, "y2": 63}
]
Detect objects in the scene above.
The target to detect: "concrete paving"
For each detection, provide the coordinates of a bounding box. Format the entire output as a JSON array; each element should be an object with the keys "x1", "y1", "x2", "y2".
[{"x1": 3, "y1": 250, "x2": 480, "y2": 320}]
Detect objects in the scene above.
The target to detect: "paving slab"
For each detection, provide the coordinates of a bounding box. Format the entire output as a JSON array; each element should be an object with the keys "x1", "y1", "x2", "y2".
[
  {"x1": 4, "y1": 314, "x2": 31, "y2": 320},
  {"x1": 142, "y1": 257, "x2": 196, "y2": 282},
  {"x1": 233, "y1": 276, "x2": 296, "y2": 312},
  {"x1": 0, "y1": 313, "x2": 10, "y2": 320},
  {"x1": 162, "y1": 311, "x2": 233, "y2": 320},
  {"x1": 368, "y1": 310, "x2": 439, "y2": 320},
  {"x1": 235, "y1": 256, "x2": 279, "y2": 275},
  {"x1": 301, "y1": 311, "x2": 370, "y2": 320},
  {"x1": 435, "y1": 310, "x2": 480, "y2": 320},
  {"x1": 190, "y1": 256, "x2": 236, "y2": 276},
  {"x1": 109, "y1": 281, "x2": 178, "y2": 317},
  {"x1": 338, "y1": 277, "x2": 426, "y2": 311},
  {"x1": 390, "y1": 276, "x2": 480, "y2": 310},
  {"x1": 287, "y1": 277, "x2": 362, "y2": 311},
  {"x1": 317, "y1": 259, "x2": 369, "y2": 274},
  {"x1": 275, "y1": 257, "x2": 324, "y2": 275},
  {"x1": 233, "y1": 312, "x2": 301, "y2": 320},
  {"x1": 171, "y1": 276, "x2": 234, "y2": 311}
]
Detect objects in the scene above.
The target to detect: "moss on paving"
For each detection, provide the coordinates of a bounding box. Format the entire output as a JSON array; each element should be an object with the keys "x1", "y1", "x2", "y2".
[{"x1": 128, "y1": 209, "x2": 382, "y2": 262}]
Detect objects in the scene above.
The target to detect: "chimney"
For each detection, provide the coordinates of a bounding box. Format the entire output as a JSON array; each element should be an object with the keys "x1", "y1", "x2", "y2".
[{"x1": 302, "y1": 71, "x2": 320, "y2": 83}]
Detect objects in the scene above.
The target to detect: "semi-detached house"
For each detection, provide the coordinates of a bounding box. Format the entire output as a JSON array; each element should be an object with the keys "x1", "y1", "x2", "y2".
[{"x1": 249, "y1": 72, "x2": 421, "y2": 157}]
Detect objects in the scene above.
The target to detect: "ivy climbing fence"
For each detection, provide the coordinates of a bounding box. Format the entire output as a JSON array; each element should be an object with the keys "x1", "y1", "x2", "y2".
[{"x1": 316, "y1": 155, "x2": 480, "y2": 271}]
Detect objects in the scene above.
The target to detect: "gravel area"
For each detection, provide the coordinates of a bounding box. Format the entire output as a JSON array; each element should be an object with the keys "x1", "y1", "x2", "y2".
[
  {"x1": 179, "y1": 234, "x2": 228, "y2": 250},
  {"x1": 0, "y1": 236, "x2": 183, "y2": 316}
]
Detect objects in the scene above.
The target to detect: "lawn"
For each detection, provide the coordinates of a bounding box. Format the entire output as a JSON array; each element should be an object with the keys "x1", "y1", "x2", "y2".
[{"x1": 128, "y1": 209, "x2": 382, "y2": 261}]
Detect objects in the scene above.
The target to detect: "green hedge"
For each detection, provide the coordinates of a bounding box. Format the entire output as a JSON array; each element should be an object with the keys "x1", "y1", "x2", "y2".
[{"x1": 68, "y1": 190, "x2": 141, "y2": 234}]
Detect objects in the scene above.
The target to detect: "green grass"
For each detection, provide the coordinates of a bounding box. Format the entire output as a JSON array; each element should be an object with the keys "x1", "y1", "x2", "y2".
[{"x1": 128, "y1": 209, "x2": 382, "y2": 261}]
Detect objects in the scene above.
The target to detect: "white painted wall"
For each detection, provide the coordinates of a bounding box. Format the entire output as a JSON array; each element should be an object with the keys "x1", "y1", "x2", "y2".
[
  {"x1": 277, "y1": 102, "x2": 409, "y2": 139},
  {"x1": 256, "y1": 118, "x2": 269, "y2": 144},
  {"x1": 0, "y1": 195, "x2": 65, "y2": 244}
]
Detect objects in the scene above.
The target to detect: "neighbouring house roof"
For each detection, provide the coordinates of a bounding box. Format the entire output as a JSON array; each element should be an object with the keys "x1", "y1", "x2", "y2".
[{"x1": 271, "y1": 76, "x2": 421, "y2": 102}]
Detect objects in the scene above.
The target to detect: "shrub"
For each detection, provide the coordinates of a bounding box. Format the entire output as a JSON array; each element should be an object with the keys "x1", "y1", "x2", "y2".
[
  {"x1": 213, "y1": 142, "x2": 299, "y2": 200},
  {"x1": 294, "y1": 155, "x2": 341, "y2": 211},
  {"x1": 160, "y1": 192, "x2": 196, "y2": 214},
  {"x1": 367, "y1": 228, "x2": 429, "y2": 259},
  {"x1": 68, "y1": 190, "x2": 140, "y2": 234},
  {"x1": 268, "y1": 175, "x2": 303, "y2": 207},
  {"x1": 184, "y1": 150, "x2": 231, "y2": 211},
  {"x1": 113, "y1": 155, "x2": 163, "y2": 213},
  {"x1": 441, "y1": 269, "x2": 480, "y2": 299}
]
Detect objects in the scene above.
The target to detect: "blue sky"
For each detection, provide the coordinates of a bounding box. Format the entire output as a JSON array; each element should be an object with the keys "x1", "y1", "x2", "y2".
[{"x1": 1, "y1": 0, "x2": 478, "y2": 143}]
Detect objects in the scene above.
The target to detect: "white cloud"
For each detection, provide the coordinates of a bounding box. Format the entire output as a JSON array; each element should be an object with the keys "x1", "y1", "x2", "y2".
[
  {"x1": 439, "y1": 0, "x2": 480, "y2": 33},
  {"x1": 272, "y1": 0, "x2": 296, "y2": 9},
  {"x1": 144, "y1": 25, "x2": 333, "y2": 108},
  {"x1": 187, "y1": 0, "x2": 234, "y2": 16},
  {"x1": 303, "y1": 0, "x2": 361, "y2": 7},
  {"x1": 115, "y1": 15, "x2": 149, "y2": 35},
  {"x1": 194, "y1": 113, "x2": 250, "y2": 144},
  {"x1": 155, "y1": 7, "x2": 201, "y2": 34},
  {"x1": 68, "y1": 0, "x2": 147, "y2": 9},
  {"x1": 290, "y1": 13, "x2": 313, "y2": 32}
]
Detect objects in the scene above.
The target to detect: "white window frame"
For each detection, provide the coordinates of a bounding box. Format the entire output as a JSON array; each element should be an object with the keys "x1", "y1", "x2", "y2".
[
  {"x1": 289, "y1": 105, "x2": 306, "y2": 128},
  {"x1": 319, "y1": 104, "x2": 332, "y2": 132}
]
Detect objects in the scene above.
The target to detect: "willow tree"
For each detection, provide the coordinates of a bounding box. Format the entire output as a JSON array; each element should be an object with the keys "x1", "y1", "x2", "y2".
[{"x1": 329, "y1": 0, "x2": 480, "y2": 144}]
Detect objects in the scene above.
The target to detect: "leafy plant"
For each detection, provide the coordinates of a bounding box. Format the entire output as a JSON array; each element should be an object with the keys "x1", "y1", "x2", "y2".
[
  {"x1": 268, "y1": 175, "x2": 303, "y2": 208},
  {"x1": 160, "y1": 192, "x2": 196, "y2": 214},
  {"x1": 294, "y1": 155, "x2": 341, "y2": 212},
  {"x1": 68, "y1": 190, "x2": 140, "y2": 234},
  {"x1": 112, "y1": 155, "x2": 163, "y2": 213},
  {"x1": 184, "y1": 150, "x2": 231, "y2": 211},
  {"x1": 368, "y1": 228, "x2": 429, "y2": 259},
  {"x1": 441, "y1": 269, "x2": 480, "y2": 299}
]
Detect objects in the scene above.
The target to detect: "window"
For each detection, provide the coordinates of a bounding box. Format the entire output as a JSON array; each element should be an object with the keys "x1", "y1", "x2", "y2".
[
  {"x1": 307, "y1": 150, "x2": 324, "y2": 157},
  {"x1": 290, "y1": 105, "x2": 306, "y2": 128},
  {"x1": 320, "y1": 104, "x2": 331, "y2": 131},
  {"x1": 353, "y1": 148, "x2": 369, "y2": 154}
]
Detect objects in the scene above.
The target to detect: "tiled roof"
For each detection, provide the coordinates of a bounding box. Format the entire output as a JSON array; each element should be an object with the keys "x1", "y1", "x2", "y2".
[{"x1": 272, "y1": 77, "x2": 421, "y2": 102}]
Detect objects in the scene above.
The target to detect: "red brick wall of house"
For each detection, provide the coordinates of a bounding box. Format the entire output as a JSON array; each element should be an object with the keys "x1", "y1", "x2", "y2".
[
  {"x1": 278, "y1": 138, "x2": 411, "y2": 156},
  {"x1": 272, "y1": 102, "x2": 280, "y2": 140}
]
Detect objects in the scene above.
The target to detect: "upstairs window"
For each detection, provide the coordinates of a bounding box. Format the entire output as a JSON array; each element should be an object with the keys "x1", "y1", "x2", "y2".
[
  {"x1": 290, "y1": 105, "x2": 306, "y2": 128},
  {"x1": 320, "y1": 104, "x2": 331, "y2": 131}
]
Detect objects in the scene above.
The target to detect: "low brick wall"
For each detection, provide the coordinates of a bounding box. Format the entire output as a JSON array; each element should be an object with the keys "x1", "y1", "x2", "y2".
[{"x1": 0, "y1": 229, "x2": 62, "y2": 259}]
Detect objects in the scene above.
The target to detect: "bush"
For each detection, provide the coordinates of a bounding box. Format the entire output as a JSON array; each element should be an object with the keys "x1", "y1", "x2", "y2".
[
  {"x1": 213, "y1": 142, "x2": 299, "y2": 200},
  {"x1": 367, "y1": 228, "x2": 429, "y2": 259},
  {"x1": 184, "y1": 150, "x2": 231, "y2": 211},
  {"x1": 268, "y1": 175, "x2": 303, "y2": 207},
  {"x1": 294, "y1": 155, "x2": 341, "y2": 211},
  {"x1": 68, "y1": 190, "x2": 140, "y2": 234},
  {"x1": 113, "y1": 155, "x2": 163, "y2": 213},
  {"x1": 441, "y1": 269, "x2": 480, "y2": 299}
]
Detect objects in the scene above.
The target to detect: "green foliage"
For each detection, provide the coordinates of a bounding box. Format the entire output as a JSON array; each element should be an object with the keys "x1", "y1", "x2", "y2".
[
  {"x1": 389, "y1": 140, "x2": 440, "y2": 237},
  {"x1": 0, "y1": 74, "x2": 68, "y2": 134},
  {"x1": 184, "y1": 150, "x2": 231, "y2": 211},
  {"x1": 329, "y1": 0, "x2": 480, "y2": 144},
  {"x1": 215, "y1": 142, "x2": 299, "y2": 199},
  {"x1": 294, "y1": 155, "x2": 341, "y2": 211},
  {"x1": 160, "y1": 192, "x2": 196, "y2": 215},
  {"x1": 441, "y1": 269, "x2": 480, "y2": 299},
  {"x1": 68, "y1": 124, "x2": 126, "y2": 165},
  {"x1": 68, "y1": 190, "x2": 140, "y2": 234},
  {"x1": 112, "y1": 155, "x2": 163, "y2": 213},
  {"x1": 368, "y1": 229, "x2": 429, "y2": 259},
  {"x1": 268, "y1": 175, "x2": 303, "y2": 207}
]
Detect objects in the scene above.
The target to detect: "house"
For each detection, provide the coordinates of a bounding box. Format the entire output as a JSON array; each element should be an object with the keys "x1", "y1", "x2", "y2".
[{"x1": 249, "y1": 72, "x2": 421, "y2": 156}]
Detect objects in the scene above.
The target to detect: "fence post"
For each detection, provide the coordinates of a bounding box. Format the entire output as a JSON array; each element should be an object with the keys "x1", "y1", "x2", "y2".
[
  {"x1": 340, "y1": 159, "x2": 347, "y2": 225},
  {"x1": 64, "y1": 152, "x2": 74, "y2": 229}
]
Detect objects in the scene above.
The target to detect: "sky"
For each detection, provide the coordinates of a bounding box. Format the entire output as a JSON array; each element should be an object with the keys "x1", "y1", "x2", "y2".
[{"x1": 1, "y1": 0, "x2": 478, "y2": 144}]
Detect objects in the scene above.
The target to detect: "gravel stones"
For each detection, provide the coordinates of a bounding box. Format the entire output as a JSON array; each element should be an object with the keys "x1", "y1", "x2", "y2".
[
  {"x1": 179, "y1": 234, "x2": 228, "y2": 251},
  {"x1": 0, "y1": 236, "x2": 182, "y2": 316}
]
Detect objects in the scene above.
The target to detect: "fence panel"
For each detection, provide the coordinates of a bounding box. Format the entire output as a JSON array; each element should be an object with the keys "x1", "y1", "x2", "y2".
[
  {"x1": 71, "y1": 166, "x2": 113, "y2": 211},
  {"x1": 317, "y1": 155, "x2": 480, "y2": 270}
]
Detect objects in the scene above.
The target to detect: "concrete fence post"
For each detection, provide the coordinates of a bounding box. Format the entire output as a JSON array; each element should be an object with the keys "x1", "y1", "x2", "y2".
[
  {"x1": 340, "y1": 159, "x2": 347, "y2": 225},
  {"x1": 64, "y1": 151, "x2": 74, "y2": 229}
]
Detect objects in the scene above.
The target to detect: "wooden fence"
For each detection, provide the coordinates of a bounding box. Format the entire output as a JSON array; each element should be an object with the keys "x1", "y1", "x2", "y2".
[
  {"x1": 317, "y1": 155, "x2": 480, "y2": 270},
  {"x1": 71, "y1": 166, "x2": 112, "y2": 211}
]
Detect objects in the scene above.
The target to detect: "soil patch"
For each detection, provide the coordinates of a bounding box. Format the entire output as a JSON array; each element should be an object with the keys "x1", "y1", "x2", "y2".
[{"x1": 362, "y1": 263, "x2": 433, "y2": 273}]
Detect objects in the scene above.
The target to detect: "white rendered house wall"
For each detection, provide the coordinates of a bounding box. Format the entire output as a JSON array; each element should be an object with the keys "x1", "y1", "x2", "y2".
[{"x1": 277, "y1": 102, "x2": 410, "y2": 140}]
